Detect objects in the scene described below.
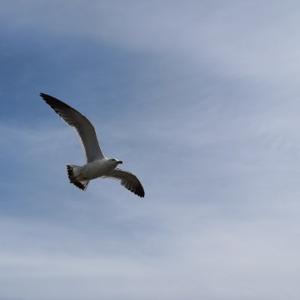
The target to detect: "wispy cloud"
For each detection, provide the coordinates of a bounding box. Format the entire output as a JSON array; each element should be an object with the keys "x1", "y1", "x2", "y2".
[{"x1": 1, "y1": 1, "x2": 300, "y2": 299}]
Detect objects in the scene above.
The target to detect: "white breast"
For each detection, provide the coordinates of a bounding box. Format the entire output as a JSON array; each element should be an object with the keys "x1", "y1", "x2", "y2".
[{"x1": 81, "y1": 159, "x2": 116, "y2": 180}]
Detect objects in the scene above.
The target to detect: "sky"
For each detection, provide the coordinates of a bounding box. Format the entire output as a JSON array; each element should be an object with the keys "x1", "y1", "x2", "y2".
[{"x1": 1, "y1": 0, "x2": 300, "y2": 299}]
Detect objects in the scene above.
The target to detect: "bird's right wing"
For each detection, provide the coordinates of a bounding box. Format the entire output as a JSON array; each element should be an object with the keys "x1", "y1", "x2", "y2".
[
  {"x1": 40, "y1": 93, "x2": 104, "y2": 162},
  {"x1": 107, "y1": 168, "x2": 145, "y2": 198}
]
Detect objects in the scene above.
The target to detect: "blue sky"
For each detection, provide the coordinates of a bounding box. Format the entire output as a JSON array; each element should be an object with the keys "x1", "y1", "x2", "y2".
[{"x1": 1, "y1": 1, "x2": 300, "y2": 299}]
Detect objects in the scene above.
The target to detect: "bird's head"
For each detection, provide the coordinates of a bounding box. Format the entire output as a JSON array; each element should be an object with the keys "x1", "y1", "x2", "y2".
[{"x1": 109, "y1": 158, "x2": 123, "y2": 165}]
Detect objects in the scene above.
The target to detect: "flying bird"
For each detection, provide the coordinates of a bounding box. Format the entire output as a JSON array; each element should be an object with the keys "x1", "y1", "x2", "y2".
[{"x1": 40, "y1": 93, "x2": 145, "y2": 198}]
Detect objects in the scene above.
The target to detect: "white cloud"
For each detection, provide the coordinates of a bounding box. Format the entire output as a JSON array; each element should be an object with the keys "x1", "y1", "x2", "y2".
[
  {"x1": 2, "y1": 1, "x2": 300, "y2": 299},
  {"x1": 2, "y1": 0, "x2": 300, "y2": 84},
  {"x1": 1, "y1": 215, "x2": 300, "y2": 300}
]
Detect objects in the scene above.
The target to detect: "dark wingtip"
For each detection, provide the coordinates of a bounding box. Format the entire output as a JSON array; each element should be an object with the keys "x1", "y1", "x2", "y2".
[
  {"x1": 40, "y1": 93, "x2": 50, "y2": 103},
  {"x1": 137, "y1": 186, "x2": 145, "y2": 198},
  {"x1": 40, "y1": 93, "x2": 73, "y2": 111},
  {"x1": 40, "y1": 92, "x2": 52, "y2": 102}
]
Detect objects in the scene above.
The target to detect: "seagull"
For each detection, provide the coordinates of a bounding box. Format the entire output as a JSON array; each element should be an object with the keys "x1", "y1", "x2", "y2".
[{"x1": 40, "y1": 93, "x2": 145, "y2": 198}]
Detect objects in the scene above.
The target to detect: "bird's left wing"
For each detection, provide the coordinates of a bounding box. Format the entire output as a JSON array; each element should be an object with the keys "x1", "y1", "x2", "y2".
[
  {"x1": 107, "y1": 168, "x2": 145, "y2": 198},
  {"x1": 40, "y1": 93, "x2": 104, "y2": 162}
]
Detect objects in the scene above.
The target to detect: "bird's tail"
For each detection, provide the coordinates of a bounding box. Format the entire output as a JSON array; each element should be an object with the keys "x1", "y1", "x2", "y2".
[{"x1": 66, "y1": 165, "x2": 89, "y2": 191}]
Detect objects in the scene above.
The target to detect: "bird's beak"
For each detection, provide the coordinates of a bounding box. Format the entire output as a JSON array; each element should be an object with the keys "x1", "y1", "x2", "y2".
[{"x1": 118, "y1": 161, "x2": 123, "y2": 164}]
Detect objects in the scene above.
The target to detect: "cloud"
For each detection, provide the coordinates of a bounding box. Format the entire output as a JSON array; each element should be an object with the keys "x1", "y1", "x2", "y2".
[
  {"x1": 1, "y1": 1, "x2": 300, "y2": 299},
  {"x1": 1, "y1": 215, "x2": 300, "y2": 300},
  {"x1": 2, "y1": 107, "x2": 300, "y2": 300},
  {"x1": 2, "y1": 0, "x2": 300, "y2": 84}
]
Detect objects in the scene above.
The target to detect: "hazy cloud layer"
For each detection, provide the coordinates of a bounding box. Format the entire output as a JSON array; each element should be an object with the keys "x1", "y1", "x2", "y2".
[{"x1": 1, "y1": 1, "x2": 300, "y2": 299}]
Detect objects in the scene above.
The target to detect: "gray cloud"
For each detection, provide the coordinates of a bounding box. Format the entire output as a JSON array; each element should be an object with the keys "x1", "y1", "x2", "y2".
[{"x1": 1, "y1": 1, "x2": 300, "y2": 300}]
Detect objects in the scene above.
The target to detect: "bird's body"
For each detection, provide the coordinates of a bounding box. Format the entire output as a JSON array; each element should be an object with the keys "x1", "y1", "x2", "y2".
[
  {"x1": 40, "y1": 93, "x2": 145, "y2": 198},
  {"x1": 77, "y1": 158, "x2": 120, "y2": 181}
]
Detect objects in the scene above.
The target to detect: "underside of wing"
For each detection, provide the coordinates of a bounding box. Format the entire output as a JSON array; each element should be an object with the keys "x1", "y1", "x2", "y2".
[
  {"x1": 108, "y1": 168, "x2": 145, "y2": 198},
  {"x1": 40, "y1": 93, "x2": 104, "y2": 162}
]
